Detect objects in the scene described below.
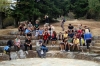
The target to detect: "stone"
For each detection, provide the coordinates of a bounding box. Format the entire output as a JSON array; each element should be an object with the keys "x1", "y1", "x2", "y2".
[
  {"x1": 0, "y1": 54, "x2": 10, "y2": 61},
  {"x1": 10, "y1": 52, "x2": 19, "y2": 60},
  {"x1": 26, "y1": 50, "x2": 37, "y2": 58},
  {"x1": 17, "y1": 49, "x2": 26, "y2": 59}
]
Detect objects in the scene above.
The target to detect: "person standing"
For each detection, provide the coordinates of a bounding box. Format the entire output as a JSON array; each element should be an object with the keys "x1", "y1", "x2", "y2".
[
  {"x1": 84, "y1": 29, "x2": 92, "y2": 53},
  {"x1": 44, "y1": 15, "x2": 49, "y2": 26},
  {"x1": 61, "y1": 17, "x2": 65, "y2": 31}
]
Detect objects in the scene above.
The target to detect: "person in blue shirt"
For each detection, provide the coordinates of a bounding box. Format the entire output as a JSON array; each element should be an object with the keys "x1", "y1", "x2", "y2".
[
  {"x1": 38, "y1": 28, "x2": 44, "y2": 39},
  {"x1": 84, "y1": 29, "x2": 92, "y2": 52}
]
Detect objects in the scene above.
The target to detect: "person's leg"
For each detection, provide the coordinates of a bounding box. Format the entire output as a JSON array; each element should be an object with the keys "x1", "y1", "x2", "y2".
[
  {"x1": 29, "y1": 44, "x2": 32, "y2": 50},
  {"x1": 77, "y1": 44, "x2": 80, "y2": 51},
  {"x1": 43, "y1": 50, "x2": 46, "y2": 58},
  {"x1": 72, "y1": 44, "x2": 75, "y2": 51},
  {"x1": 24, "y1": 44, "x2": 28, "y2": 51},
  {"x1": 68, "y1": 44, "x2": 70, "y2": 51},
  {"x1": 37, "y1": 50, "x2": 42, "y2": 58},
  {"x1": 46, "y1": 39, "x2": 49, "y2": 44}
]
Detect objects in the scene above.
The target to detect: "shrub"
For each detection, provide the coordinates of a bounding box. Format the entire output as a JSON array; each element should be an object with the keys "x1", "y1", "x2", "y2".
[{"x1": 3, "y1": 17, "x2": 14, "y2": 28}]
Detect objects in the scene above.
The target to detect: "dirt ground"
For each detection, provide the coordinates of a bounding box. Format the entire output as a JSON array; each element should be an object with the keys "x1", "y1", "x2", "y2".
[{"x1": 0, "y1": 19, "x2": 100, "y2": 36}]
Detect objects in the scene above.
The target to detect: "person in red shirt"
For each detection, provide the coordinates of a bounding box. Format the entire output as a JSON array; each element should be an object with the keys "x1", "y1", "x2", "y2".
[{"x1": 43, "y1": 32, "x2": 50, "y2": 44}]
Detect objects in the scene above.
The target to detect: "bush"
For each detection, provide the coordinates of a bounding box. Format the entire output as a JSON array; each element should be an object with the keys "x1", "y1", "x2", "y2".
[{"x1": 3, "y1": 17, "x2": 14, "y2": 28}]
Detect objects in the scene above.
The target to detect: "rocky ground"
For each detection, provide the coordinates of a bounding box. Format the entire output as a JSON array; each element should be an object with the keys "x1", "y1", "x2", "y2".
[{"x1": 0, "y1": 58, "x2": 100, "y2": 66}]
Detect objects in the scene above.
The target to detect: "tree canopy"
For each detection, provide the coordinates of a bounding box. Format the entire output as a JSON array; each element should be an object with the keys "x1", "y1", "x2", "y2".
[{"x1": 1, "y1": 0, "x2": 100, "y2": 28}]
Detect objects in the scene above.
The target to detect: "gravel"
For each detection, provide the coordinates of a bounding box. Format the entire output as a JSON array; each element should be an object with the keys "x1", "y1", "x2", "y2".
[{"x1": 0, "y1": 58, "x2": 100, "y2": 66}]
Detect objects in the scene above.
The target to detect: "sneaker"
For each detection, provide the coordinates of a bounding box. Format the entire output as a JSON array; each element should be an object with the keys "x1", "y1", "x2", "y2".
[
  {"x1": 25, "y1": 51, "x2": 28, "y2": 54},
  {"x1": 68, "y1": 50, "x2": 70, "y2": 52}
]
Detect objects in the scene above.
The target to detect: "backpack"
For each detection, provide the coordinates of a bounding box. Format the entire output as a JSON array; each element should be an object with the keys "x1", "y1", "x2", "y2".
[
  {"x1": 7, "y1": 40, "x2": 13, "y2": 47},
  {"x1": 4, "y1": 46, "x2": 10, "y2": 51}
]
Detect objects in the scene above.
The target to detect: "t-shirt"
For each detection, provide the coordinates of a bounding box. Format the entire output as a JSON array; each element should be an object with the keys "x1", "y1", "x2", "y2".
[
  {"x1": 34, "y1": 24, "x2": 39, "y2": 28},
  {"x1": 73, "y1": 38, "x2": 79, "y2": 44},
  {"x1": 39, "y1": 30, "x2": 44, "y2": 35},
  {"x1": 25, "y1": 39, "x2": 31, "y2": 44},
  {"x1": 68, "y1": 26, "x2": 74, "y2": 29},
  {"x1": 63, "y1": 34, "x2": 68, "y2": 38},
  {"x1": 14, "y1": 38, "x2": 20, "y2": 46}
]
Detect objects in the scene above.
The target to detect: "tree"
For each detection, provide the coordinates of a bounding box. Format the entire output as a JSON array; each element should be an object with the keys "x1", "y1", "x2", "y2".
[
  {"x1": 0, "y1": 0, "x2": 12, "y2": 29},
  {"x1": 87, "y1": 0, "x2": 100, "y2": 19}
]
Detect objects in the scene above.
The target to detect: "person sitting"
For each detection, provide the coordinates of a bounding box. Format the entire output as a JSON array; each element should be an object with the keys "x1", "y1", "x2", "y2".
[
  {"x1": 38, "y1": 27, "x2": 44, "y2": 39},
  {"x1": 14, "y1": 35, "x2": 21, "y2": 51},
  {"x1": 51, "y1": 31, "x2": 57, "y2": 46},
  {"x1": 28, "y1": 22, "x2": 33, "y2": 29},
  {"x1": 57, "y1": 32, "x2": 63, "y2": 40},
  {"x1": 18, "y1": 24, "x2": 24, "y2": 36},
  {"x1": 34, "y1": 20, "x2": 39, "y2": 30},
  {"x1": 25, "y1": 31, "x2": 33, "y2": 40},
  {"x1": 63, "y1": 31, "x2": 68, "y2": 39},
  {"x1": 24, "y1": 37, "x2": 32, "y2": 51},
  {"x1": 67, "y1": 36, "x2": 73, "y2": 52},
  {"x1": 68, "y1": 24, "x2": 74, "y2": 31},
  {"x1": 36, "y1": 40, "x2": 48, "y2": 58},
  {"x1": 43, "y1": 32, "x2": 50, "y2": 44},
  {"x1": 60, "y1": 39, "x2": 65, "y2": 52},
  {"x1": 72, "y1": 36, "x2": 80, "y2": 52}
]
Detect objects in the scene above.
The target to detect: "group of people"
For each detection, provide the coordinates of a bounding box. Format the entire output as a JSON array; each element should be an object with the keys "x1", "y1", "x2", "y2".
[
  {"x1": 4, "y1": 17, "x2": 92, "y2": 59},
  {"x1": 59, "y1": 23, "x2": 92, "y2": 52}
]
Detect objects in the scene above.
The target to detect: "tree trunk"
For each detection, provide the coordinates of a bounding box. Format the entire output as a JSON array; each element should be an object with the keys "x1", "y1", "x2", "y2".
[{"x1": 0, "y1": 12, "x2": 3, "y2": 29}]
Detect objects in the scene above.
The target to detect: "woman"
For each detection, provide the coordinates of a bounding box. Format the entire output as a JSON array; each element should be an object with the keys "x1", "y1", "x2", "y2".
[
  {"x1": 63, "y1": 31, "x2": 68, "y2": 39},
  {"x1": 43, "y1": 32, "x2": 50, "y2": 44},
  {"x1": 84, "y1": 29, "x2": 92, "y2": 52},
  {"x1": 14, "y1": 35, "x2": 21, "y2": 51},
  {"x1": 18, "y1": 24, "x2": 24, "y2": 36},
  {"x1": 51, "y1": 31, "x2": 57, "y2": 46}
]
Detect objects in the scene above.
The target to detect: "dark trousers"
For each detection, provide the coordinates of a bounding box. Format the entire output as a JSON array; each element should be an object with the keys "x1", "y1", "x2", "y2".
[
  {"x1": 5, "y1": 48, "x2": 11, "y2": 60},
  {"x1": 86, "y1": 39, "x2": 91, "y2": 49},
  {"x1": 44, "y1": 39, "x2": 49, "y2": 44},
  {"x1": 24, "y1": 44, "x2": 32, "y2": 51}
]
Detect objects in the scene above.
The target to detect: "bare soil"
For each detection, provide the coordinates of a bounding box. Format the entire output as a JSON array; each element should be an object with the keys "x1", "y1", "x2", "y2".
[{"x1": 0, "y1": 19, "x2": 100, "y2": 36}]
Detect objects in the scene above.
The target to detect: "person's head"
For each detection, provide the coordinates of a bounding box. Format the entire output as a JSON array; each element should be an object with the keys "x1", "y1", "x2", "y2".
[
  {"x1": 39, "y1": 40, "x2": 42, "y2": 45},
  {"x1": 69, "y1": 24, "x2": 71, "y2": 26},
  {"x1": 73, "y1": 36, "x2": 77, "y2": 39},
  {"x1": 85, "y1": 29, "x2": 90, "y2": 34},
  {"x1": 16, "y1": 35, "x2": 20, "y2": 39},
  {"x1": 65, "y1": 31, "x2": 67, "y2": 33},
  {"x1": 29, "y1": 22, "x2": 31, "y2": 24},
  {"x1": 27, "y1": 36, "x2": 31, "y2": 40},
  {"x1": 36, "y1": 20, "x2": 39, "y2": 24}
]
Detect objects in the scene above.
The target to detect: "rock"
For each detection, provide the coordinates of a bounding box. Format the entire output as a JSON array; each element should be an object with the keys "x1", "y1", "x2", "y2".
[
  {"x1": 10, "y1": 52, "x2": 19, "y2": 60},
  {"x1": 17, "y1": 49, "x2": 26, "y2": 59},
  {"x1": 0, "y1": 54, "x2": 9, "y2": 61},
  {"x1": 26, "y1": 50, "x2": 37, "y2": 58}
]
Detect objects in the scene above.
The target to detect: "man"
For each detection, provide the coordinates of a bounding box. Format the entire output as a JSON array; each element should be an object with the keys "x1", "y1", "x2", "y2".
[
  {"x1": 36, "y1": 40, "x2": 48, "y2": 58},
  {"x1": 24, "y1": 37, "x2": 32, "y2": 51}
]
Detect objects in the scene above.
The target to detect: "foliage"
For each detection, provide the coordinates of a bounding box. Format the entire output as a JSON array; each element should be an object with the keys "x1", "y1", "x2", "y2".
[{"x1": 3, "y1": 17, "x2": 14, "y2": 28}]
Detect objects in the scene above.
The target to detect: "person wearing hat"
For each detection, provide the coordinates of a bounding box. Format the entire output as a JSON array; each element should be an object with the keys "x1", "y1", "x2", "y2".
[{"x1": 36, "y1": 40, "x2": 48, "y2": 58}]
